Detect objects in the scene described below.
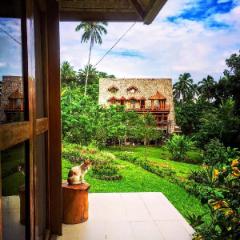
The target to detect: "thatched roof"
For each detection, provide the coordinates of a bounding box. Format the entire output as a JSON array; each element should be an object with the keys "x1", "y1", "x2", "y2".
[{"x1": 149, "y1": 91, "x2": 166, "y2": 100}]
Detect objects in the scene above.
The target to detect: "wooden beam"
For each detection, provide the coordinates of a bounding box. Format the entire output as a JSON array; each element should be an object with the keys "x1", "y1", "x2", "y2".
[
  {"x1": 130, "y1": 0, "x2": 145, "y2": 19},
  {"x1": 0, "y1": 122, "x2": 30, "y2": 151},
  {"x1": 60, "y1": 11, "x2": 142, "y2": 22},
  {"x1": 46, "y1": 0, "x2": 62, "y2": 235},
  {"x1": 36, "y1": 118, "x2": 49, "y2": 135},
  {"x1": 144, "y1": 0, "x2": 167, "y2": 24}
]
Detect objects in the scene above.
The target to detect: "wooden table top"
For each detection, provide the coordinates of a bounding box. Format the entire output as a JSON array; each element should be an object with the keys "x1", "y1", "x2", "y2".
[{"x1": 62, "y1": 183, "x2": 90, "y2": 191}]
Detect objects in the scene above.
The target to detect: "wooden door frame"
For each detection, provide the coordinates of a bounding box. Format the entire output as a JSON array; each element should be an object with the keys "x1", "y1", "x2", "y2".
[
  {"x1": 46, "y1": 0, "x2": 62, "y2": 236},
  {"x1": 0, "y1": 0, "x2": 62, "y2": 238}
]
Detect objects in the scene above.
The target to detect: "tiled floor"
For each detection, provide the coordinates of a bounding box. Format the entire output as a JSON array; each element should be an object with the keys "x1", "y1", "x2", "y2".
[
  {"x1": 59, "y1": 192, "x2": 195, "y2": 240},
  {"x1": 2, "y1": 196, "x2": 25, "y2": 240}
]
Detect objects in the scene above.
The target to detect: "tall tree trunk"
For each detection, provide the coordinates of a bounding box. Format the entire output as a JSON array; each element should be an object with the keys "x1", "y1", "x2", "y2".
[{"x1": 84, "y1": 38, "x2": 93, "y2": 96}]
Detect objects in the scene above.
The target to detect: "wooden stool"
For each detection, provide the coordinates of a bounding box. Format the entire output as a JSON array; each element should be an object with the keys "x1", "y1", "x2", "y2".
[{"x1": 62, "y1": 183, "x2": 90, "y2": 224}]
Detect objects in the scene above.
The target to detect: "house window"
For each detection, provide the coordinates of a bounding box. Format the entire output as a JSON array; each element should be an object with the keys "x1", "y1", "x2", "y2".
[
  {"x1": 108, "y1": 86, "x2": 119, "y2": 93},
  {"x1": 127, "y1": 86, "x2": 138, "y2": 94}
]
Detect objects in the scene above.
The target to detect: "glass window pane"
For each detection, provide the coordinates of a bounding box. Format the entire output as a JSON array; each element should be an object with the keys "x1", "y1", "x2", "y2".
[
  {"x1": 1, "y1": 142, "x2": 26, "y2": 240},
  {"x1": 0, "y1": 0, "x2": 25, "y2": 124}
]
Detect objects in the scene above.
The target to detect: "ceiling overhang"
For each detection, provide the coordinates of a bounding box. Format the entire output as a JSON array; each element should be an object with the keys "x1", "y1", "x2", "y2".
[{"x1": 59, "y1": 0, "x2": 167, "y2": 24}]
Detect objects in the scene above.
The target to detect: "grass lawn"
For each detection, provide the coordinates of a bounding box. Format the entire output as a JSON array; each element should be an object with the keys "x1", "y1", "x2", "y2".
[
  {"x1": 107, "y1": 146, "x2": 202, "y2": 178},
  {"x1": 1, "y1": 143, "x2": 25, "y2": 196},
  {"x1": 62, "y1": 145, "x2": 209, "y2": 223}
]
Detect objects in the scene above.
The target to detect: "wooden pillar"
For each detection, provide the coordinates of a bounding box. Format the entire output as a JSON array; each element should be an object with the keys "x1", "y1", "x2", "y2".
[
  {"x1": 46, "y1": 0, "x2": 62, "y2": 235},
  {"x1": 151, "y1": 100, "x2": 154, "y2": 110}
]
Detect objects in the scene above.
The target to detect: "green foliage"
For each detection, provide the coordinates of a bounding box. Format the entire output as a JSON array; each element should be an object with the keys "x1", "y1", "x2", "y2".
[
  {"x1": 62, "y1": 142, "x2": 122, "y2": 181},
  {"x1": 192, "y1": 159, "x2": 240, "y2": 239},
  {"x1": 78, "y1": 64, "x2": 115, "y2": 85},
  {"x1": 175, "y1": 99, "x2": 210, "y2": 135},
  {"x1": 61, "y1": 85, "x2": 160, "y2": 146},
  {"x1": 198, "y1": 75, "x2": 216, "y2": 102},
  {"x1": 75, "y1": 22, "x2": 108, "y2": 95},
  {"x1": 195, "y1": 99, "x2": 240, "y2": 147},
  {"x1": 174, "y1": 51, "x2": 240, "y2": 148},
  {"x1": 61, "y1": 61, "x2": 77, "y2": 86},
  {"x1": 173, "y1": 72, "x2": 197, "y2": 103},
  {"x1": 186, "y1": 212, "x2": 205, "y2": 228},
  {"x1": 203, "y1": 139, "x2": 228, "y2": 166},
  {"x1": 166, "y1": 135, "x2": 194, "y2": 162},
  {"x1": 115, "y1": 151, "x2": 176, "y2": 179},
  {"x1": 91, "y1": 163, "x2": 122, "y2": 181}
]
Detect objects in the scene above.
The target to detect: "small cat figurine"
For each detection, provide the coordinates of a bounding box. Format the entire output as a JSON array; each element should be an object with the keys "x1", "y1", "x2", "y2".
[{"x1": 67, "y1": 160, "x2": 91, "y2": 185}]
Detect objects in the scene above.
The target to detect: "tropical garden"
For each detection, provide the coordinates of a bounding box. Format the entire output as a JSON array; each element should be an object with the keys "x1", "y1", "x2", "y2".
[{"x1": 61, "y1": 22, "x2": 240, "y2": 239}]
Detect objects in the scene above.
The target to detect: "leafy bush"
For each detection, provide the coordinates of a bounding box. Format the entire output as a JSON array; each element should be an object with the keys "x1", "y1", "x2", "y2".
[
  {"x1": 188, "y1": 169, "x2": 210, "y2": 185},
  {"x1": 92, "y1": 163, "x2": 122, "y2": 181},
  {"x1": 203, "y1": 139, "x2": 228, "y2": 166},
  {"x1": 190, "y1": 159, "x2": 240, "y2": 239},
  {"x1": 63, "y1": 142, "x2": 122, "y2": 181},
  {"x1": 166, "y1": 135, "x2": 194, "y2": 162},
  {"x1": 114, "y1": 152, "x2": 139, "y2": 163},
  {"x1": 115, "y1": 151, "x2": 176, "y2": 178}
]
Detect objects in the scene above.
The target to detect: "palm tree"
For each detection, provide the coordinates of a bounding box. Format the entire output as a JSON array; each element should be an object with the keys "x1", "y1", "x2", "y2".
[
  {"x1": 61, "y1": 61, "x2": 77, "y2": 86},
  {"x1": 78, "y1": 64, "x2": 98, "y2": 85},
  {"x1": 75, "y1": 22, "x2": 108, "y2": 96},
  {"x1": 198, "y1": 75, "x2": 216, "y2": 102},
  {"x1": 173, "y1": 73, "x2": 195, "y2": 103}
]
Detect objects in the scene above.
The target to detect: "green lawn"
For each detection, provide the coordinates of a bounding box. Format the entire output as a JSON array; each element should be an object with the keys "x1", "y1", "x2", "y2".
[
  {"x1": 107, "y1": 146, "x2": 202, "y2": 178},
  {"x1": 1, "y1": 143, "x2": 25, "y2": 196},
  {"x1": 62, "y1": 145, "x2": 209, "y2": 223}
]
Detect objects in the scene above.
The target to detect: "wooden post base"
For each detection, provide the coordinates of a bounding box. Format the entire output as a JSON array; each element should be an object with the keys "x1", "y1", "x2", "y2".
[
  {"x1": 19, "y1": 185, "x2": 25, "y2": 225},
  {"x1": 62, "y1": 183, "x2": 90, "y2": 224}
]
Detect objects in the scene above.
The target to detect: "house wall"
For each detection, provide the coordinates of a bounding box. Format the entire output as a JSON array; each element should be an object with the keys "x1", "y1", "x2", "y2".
[
  {"x1": 99, "y1": 78, "x2": 176, "y2": 133},
  {"x1": 0, "y1": 76, "x2": 23, "y2": 107}
]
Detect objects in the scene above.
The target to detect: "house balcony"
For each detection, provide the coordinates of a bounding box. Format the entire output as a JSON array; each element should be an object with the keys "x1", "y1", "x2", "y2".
[
  {"x1": 128, "y1": 105, "x2": 170, "y2": 113},
  {"x1": 2, "y1": 104, "x2": 24, "y2": 112}
]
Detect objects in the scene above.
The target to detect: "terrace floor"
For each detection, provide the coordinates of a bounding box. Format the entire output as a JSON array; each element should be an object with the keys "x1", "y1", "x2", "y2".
[{"x1": 59, "y1": 192, "x2": 194, "y2": 240}]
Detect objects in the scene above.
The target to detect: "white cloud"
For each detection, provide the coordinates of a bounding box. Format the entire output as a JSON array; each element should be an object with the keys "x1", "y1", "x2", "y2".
[
  {"x1": 0, "y1": 62, "x2": 6, "y2": 68},
  {"x1": 60, "y1": 1, "x2": 240, "y2": 83}
]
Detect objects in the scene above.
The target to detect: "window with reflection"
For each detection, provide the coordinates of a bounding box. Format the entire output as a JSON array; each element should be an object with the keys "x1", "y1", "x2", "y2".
[
  {"x1": 1, "y1": 142, "x2": 26, "y2": 240},
  {"x1": 1, "y1": 1, "x2": 27, "y2": 240},
  {"x1": 0, "y1": 0, "x2": 25, "y2": 124}
]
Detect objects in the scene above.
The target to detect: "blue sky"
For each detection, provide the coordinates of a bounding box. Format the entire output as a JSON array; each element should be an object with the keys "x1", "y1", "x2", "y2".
[
  {"x1": 0, "y1": 18, "x2": 22, "y2": 80},
  {"x1": 60, "y1": 0, "x2": 240, "y2": 83},
  {"x1": 0, "y1": 0, "x2": 240, "y2": 83}
]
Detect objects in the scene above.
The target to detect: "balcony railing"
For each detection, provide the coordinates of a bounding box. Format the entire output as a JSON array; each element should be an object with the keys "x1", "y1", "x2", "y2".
[
  {"x1": 2, "y1": 105, "x2": 24, "y2": 112},
  {"x1": 128, "y1": 104, "x2": 170, "y2": 112}
]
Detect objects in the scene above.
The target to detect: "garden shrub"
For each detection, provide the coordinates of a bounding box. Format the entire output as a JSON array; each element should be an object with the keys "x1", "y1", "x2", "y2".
[
  {"x1": 203, "y1": 139, "x2": 228, "y2": 166},
  {"x1": 91, "y1": 163, "x2": 122, "y2": 181},
  {"x1": 190, "y1": 158, "x2": 240, "y2": 239},
  {"x1": 165, "y1": 134, "x2": 194, "y2": 162},
  {"x1": 63, "y1": 142, "x2": 122, "y2": 181},
  {"x1": 114, "y1": 151, "x2": 139, "y2": 163},
  {"x1": 115, "y1": 151, "x2": 176, "y2": 178},
  {"x1": 188, "y1": 169, "x2": 210, "y2": 185}
]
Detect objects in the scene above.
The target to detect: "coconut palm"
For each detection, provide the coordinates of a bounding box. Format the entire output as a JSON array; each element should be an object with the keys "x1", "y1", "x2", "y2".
[
  {"x1": 173, "y1": 73, "x2": 196, "y2": 102},
  {"x1": 75, "y1": 22, "x2": 108, "y2": 95},
  {"x1": 61, "y1": 61, "x2": 77, "y2": 86},
  {"x1": 78, "y1": 64, "x2": 98, "y2": 85},
  {"x1": 198, "y1": 75, "x2": 216, "y2": 101}
]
